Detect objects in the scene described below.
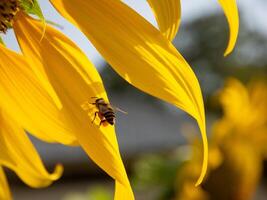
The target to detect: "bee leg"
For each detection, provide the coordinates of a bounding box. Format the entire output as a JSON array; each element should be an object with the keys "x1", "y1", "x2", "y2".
[
  {"x1": 99, "y1": 119, "x2": 107, "y2": 127},
  {"x1": 92, "y1": 111, "x2": 99, "y2": 123}
]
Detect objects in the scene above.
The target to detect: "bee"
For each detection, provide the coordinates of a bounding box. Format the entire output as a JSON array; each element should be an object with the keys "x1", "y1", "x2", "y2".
[
  {"x1": 81, "y1": 97, "x2": 127, "y2": 127},
  {"x1": 91, "y1": 97, "x2": 115, "y2": 126}
]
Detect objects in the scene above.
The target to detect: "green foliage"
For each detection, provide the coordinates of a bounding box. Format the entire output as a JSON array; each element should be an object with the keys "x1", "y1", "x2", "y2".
[
  {"x1": 19, "y1": 0, "x2": 64, "y2": 30},
  {"x1": 20, "y1": 0, "x2": 44, "y2": 21},
  {"x1": 63, "y1": 185, "x2": 112, "y2": 200},
  {"x1": 132, "y1": 153, "x2": 187, "y2": 200},
  {"x1": 86, "y1": 186, "x2": 113, "y2": 200}
]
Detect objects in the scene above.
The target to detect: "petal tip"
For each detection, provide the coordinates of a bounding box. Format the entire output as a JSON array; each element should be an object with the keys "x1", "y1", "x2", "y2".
[
  {"x1": 223, "y1": 50, "x2": 230, "y2": 57},
  {"x1": 50, "y1": 163, "x2": 64, "y2": 181}
]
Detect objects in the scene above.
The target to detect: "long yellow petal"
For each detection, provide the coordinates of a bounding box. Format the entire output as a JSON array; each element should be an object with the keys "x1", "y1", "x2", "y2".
[
  {"x1": 218, "y1": 0, "x2": 239, "y2": 56},
  {"x1": 147, "y1": 0, "x2": 181, "y2": 41},
  {"x1": 0, "y1": 167, "x2": 11, "y2": 200},
  {"x1": 14, "y1": 12, "x2": 134, "y2": 199},
  {"x1": 0, "y1": 44, "x2": 77, "y2": 145},
  {"x1": 50, "y1": 0, "x2": 208, "y2": 185},
  {"x1": 0, "y1": 110, "x2": 63, "y2": 188}
]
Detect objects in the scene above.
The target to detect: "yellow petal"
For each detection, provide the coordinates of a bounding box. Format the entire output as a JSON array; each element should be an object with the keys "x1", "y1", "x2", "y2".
[
  {"x1": 50, "y1": 0, "x2": 208, "y2": 185},
  {"x1": 0, "y1": 167, "x2": 11, "y2": 200},
  {"x1": 0, "y1": 110, "x2": 63, "y2": 188},
  {"x1": 14, "y1": 12, "x2": 134, "y2": 199},
  {"x1": 0, "y1": 44, "x2": 77, "y2": 145},
  {"x1": 147, "y1": 0, "x2": 181, "y2": 41},
  {"x1": 218, "y1": 0, "x2": 239, "y2": 56}
]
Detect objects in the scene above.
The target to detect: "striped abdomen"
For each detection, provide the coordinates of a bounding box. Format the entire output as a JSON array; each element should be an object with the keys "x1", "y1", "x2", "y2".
[{"x1": 103, "y1": 108, "x2": 115, "y2": 125}]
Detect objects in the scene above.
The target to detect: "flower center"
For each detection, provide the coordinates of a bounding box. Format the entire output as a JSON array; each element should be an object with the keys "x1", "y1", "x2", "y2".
[{"x1": 0, "y1": 0, "x2": 20, "y2": 34}]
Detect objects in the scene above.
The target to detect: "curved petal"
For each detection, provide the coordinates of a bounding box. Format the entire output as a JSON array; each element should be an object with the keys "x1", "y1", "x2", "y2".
[
  {"x1": 0, "y1": 44, "x2": 77, "y2": 145},
  {"x1": 14, "y1": 12, "x2": 134, "y2": 199},
  {"x1": 0, "y1": 110, "x2": 63, "y2": 188},
  {"x1": 0, "y1": 167, "x2": 11, "y2": 200},
  {"x1": 147, "y1": 0, "x2": 181, "y2": 41},
  {"x1": 218, "y1": 0, "x2": 239, "y2": 56},
  {"x1": 50, "y1": 0, "x2": 208, "y2": 185}
]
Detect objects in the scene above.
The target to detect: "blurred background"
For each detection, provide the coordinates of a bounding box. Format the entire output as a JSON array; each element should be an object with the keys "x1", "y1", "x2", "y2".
[{"x1": 2, "y1": 0, "x2": 267, "y2": 199}]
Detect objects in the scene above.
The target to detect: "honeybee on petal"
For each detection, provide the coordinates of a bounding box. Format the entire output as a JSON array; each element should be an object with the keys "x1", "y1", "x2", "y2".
[{"x1": 90, "y1": 97, "x2": 127, "y2": 127}]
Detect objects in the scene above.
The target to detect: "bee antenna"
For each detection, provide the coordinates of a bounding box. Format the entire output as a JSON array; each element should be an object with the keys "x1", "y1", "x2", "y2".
[{"x1": 91, "y1": 97, "x2": 98, "y2": 99}]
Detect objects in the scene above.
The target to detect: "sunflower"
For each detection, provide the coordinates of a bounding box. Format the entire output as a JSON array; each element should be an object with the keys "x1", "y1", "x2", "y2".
[
  {"x1": 0, "y1": 0, "x2": 240, "y2": 199},
  {"x1": 1, "y1": 1, "x2": 132, "y2": 199}
]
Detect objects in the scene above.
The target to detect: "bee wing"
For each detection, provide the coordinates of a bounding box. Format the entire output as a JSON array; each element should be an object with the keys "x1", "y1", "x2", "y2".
[{"x1": 113, "y1": 106, "x2": 128, "y2": 114}]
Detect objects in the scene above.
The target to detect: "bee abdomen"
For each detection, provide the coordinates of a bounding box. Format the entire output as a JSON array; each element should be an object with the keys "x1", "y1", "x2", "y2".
[
  {"x1": 103, "y1": 111, "x2": 115, "y2": 118},
  {"x1": 103, "y1": 111, "x2": 115, "y2": 125}
]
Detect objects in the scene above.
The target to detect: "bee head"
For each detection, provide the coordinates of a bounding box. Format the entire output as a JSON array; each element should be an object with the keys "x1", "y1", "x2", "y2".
[
  {"x1": 95, "y1": 98, "x2": 105, "y2": 104},
  {"x1": 91, "y1": 97, "x2": 105, "y2": 103}
]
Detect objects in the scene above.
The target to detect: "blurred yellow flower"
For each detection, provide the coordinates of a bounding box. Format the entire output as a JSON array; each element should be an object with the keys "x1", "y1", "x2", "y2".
[
  {"x1": 176, "y1": 78, "x2": 267, "y2": 200},
  {"x1": 214, "y1": 78, "x2": 267, "y2": 152}
]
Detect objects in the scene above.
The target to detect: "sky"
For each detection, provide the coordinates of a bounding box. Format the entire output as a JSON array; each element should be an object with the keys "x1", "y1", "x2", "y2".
[{"x1": 1, "y1": 0, "x2": 266, "y2": 67}]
